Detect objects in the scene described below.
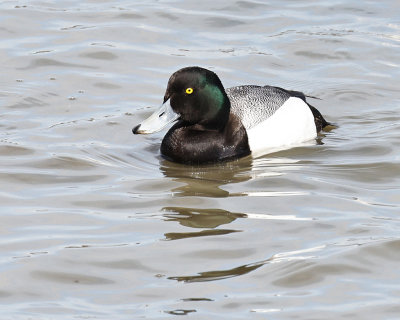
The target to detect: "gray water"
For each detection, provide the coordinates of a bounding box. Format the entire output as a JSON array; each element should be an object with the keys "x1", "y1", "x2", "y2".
[{"x1": 1, "y1": 1, "x2": 400, "y2": 319}]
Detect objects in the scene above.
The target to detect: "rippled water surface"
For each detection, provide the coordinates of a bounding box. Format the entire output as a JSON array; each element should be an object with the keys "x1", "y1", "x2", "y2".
[{"x1": 1, "y1": 0, "x2": 400, "y2": 319}]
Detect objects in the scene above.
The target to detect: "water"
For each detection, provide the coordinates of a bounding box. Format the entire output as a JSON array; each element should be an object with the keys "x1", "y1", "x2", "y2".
[{"x1": 1, "y1": 0, "x2": 400, "y2": 319}]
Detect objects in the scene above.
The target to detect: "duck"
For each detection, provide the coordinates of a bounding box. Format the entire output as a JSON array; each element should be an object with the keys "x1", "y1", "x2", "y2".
[{"x1": 132, "y1": 66, "x2": 329, "y2": 164}]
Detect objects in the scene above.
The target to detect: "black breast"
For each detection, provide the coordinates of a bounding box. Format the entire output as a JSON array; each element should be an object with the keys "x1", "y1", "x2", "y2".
[{"x1": 160, "y1": 114, "x2": 250, "y2": 164}]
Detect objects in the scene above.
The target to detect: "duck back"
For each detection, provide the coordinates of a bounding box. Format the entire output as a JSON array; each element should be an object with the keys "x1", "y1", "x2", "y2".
[{"x1": 226, "y1": 85, "x2": 291, "y2": 130}]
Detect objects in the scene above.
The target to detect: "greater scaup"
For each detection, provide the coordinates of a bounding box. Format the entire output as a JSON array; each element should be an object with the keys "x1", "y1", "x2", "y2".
[{"x1": 133, "y1": 66, "x2": 329, "y2": 164}]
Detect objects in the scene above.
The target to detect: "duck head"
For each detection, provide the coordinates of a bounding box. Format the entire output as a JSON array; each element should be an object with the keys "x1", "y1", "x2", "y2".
[{"x1": 133, "y1": 67, "x2": 230, "y2": 134}]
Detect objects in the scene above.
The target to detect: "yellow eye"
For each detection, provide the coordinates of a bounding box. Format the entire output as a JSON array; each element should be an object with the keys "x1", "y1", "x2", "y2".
[{"x1": 185, "y1": 87, "x2": 193, "y2": 94}]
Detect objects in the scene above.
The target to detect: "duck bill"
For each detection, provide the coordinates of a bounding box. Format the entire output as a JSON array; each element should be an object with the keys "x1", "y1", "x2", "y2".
[{"x1": 132, "y1": 99, "x2": 179, "y2": 134}]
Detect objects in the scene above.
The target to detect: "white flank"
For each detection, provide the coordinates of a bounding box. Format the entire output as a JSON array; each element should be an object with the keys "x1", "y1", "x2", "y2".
[{"x1": 247, "y1": 97, "x2": 317, "y2": 157}]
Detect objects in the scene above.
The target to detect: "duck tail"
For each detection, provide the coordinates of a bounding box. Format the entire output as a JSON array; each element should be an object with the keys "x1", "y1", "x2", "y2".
[{"x1": 307, "y1": 103, "x2": 330, "y2": 132}]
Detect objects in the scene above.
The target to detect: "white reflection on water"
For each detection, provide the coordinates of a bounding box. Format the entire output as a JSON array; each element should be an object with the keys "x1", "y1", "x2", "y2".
[
  {"x1": 245, "y1": 213, "x2": 313, "y2": 221},
  {"x1": 241, "y1": 191, "x2": 309, "y2": 197}
]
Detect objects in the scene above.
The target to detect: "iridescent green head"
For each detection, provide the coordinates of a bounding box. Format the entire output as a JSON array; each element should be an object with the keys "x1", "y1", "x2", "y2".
[{"x1": 164, "y1": 66, "x2": 230, "y2": 130}]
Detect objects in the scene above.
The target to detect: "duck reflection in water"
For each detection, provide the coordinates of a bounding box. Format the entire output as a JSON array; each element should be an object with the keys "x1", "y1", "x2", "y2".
[
  {"x1": 162, "y1": 206, "x2": 268, "y2": 283},
  {"x1": 163, "y1": 207, "x2": 246, "y2": 241},
  {"x1": 159, "y1": 156, "x2": 253, "y2": 198},
  {"x1": 158, "y1": 153, "x2": 312, "y2": 283}
]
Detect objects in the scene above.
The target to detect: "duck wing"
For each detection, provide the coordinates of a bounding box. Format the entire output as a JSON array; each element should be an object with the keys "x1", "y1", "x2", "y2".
[
  {"x1": 226, "y1": 85, "x2": 293, "y2": 130},
  {"x1": 226, "y1": 85, "x2": 328, "y2": 132}
]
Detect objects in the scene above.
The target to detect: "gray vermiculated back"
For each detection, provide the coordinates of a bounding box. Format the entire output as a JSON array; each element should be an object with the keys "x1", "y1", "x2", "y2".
[{"x1": 226, "y1": 85, "x2": 290, "y2": 130}]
